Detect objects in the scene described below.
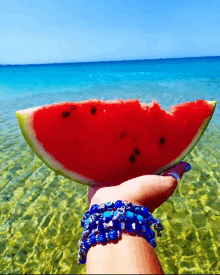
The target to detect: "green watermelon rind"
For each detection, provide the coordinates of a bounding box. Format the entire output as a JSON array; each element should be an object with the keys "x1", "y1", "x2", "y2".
[{"x1": 16, "y1": 100, "x2": 217, "y2": 187}]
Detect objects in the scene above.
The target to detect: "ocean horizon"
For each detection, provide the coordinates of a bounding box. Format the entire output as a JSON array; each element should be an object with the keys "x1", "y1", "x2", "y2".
[{"x1": 1, "y1": 54, "x2": 220, "y2": 66}]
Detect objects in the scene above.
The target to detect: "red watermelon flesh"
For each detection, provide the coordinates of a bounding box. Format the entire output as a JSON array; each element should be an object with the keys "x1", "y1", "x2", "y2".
[{"x1": 16, "y1": 99, "x2": 216, "y2": 187}]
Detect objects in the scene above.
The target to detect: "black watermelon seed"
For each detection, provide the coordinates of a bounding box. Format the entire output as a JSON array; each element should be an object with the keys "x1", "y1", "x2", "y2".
[
  {"x1": 160, "y1": 137, "x2": 165, "y2": 144},
  {"x1": 62, "y1": 111, "x2": 71, "y2": 117},
  {"x1": 134, "y1": 148, "x2": 140, "y2": 155},
  {"x1": 71, "y1": 106, "x2": 77, "y2": 110},
  {"x1": 129, "y1": 155, "x2": 135, "y2": 163},
  {"x1": 120, "y1": 132, "x2": 128, "y2": 138},
  {"x1": 91, "y1": 106, "x2": 96, "y2": 115}
]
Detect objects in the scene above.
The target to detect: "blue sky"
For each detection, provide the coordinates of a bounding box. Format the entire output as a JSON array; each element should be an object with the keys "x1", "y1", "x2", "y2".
[{"x1": 1, "y1": 0, "x2": 220, "y2": 64}]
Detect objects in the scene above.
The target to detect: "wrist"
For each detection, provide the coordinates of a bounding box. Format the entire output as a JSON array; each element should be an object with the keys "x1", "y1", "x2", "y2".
[
  {"x1": 86, "y1": 232, "x2": 164, "y2": 274},
  {"x1": 78, "y1": 200, "x2": 164, "y2": 265}
]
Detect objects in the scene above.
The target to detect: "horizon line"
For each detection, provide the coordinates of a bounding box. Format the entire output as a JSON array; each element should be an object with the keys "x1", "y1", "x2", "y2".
[{"x1": 1, "y1": 55, "x2": 220, "y2": 66}]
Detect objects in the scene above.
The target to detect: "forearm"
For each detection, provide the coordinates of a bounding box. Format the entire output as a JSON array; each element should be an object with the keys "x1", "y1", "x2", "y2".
[{"x1": 86, "y1": 232, "x2": 164, "y2": 274}]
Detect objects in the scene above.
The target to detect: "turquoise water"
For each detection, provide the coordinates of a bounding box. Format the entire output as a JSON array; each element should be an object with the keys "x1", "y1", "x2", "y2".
[{"x1": 0, "y1": 56, "x2": 220, "y2": 274}]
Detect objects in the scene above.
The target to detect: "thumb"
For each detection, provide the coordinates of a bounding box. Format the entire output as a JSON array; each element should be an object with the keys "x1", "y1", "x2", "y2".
[{"x1": 144, "y1": 161, "x2": 192, "y2": 212}]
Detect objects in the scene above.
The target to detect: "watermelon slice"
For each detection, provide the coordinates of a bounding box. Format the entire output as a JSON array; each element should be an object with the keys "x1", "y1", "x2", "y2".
[{"x1": 16, "y1": 99, "x2": 216, "y2": 187}]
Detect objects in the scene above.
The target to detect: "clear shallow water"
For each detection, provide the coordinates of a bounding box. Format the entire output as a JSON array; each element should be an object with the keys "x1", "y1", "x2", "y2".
[{"x1": 0, "y1": 57, "x2": 220, "y2": 274}]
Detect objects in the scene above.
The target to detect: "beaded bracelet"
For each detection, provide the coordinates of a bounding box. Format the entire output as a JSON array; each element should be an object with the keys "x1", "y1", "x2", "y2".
[{"x1": 77, "y1": 200, "x2": 164, "y2": 265}]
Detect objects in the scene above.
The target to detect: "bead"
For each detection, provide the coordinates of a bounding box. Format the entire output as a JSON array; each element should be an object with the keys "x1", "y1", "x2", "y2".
[
  {"x1": 135, "y1": 222, "x2": 142, "y2": 234},
  {"x1": 113, "y1": 219, "x2": 122, "y2": 230},
  {"x1": 89, "y1": 221, "x2": 97, "y2": 231},
  {"x1": 103, "y1": 211, "x2": 113, "y2": 222},
  {"x1": 81, "y1": 218, "x2": 86, "y2": 227},
  {"x1": 98, "y1": 203, "x2": 106, "y2": 212},
  {"x1": 105, "y1": 202, "x2": 115, "y2": 210},
  {"x1": 115, "y1": 200, "x2": 123, "y2": 208},
  {"x1": 117, "y1": 214, "x2": 125, "y2": 222},
  {"x1": 136, "y1": 214, "x2": 144, "y2": 222},
  {"x1": 145, "y1": 219, "x2": 153, "y2": 227},
  {"x1": 146, "y1": 229, "x2": 155, "y2": 239},
  {"x1": 125, "y1": 222, "x2": 134, "y2": 233},
  {"x1": 93, "y1": 213, "x2": 102, "y2": 220},
  {"x1": 98, "y1": 224, "x2": 106, "y2": 233},
  {"x1": 83, "y1": 240, "x2": 90, "y2": 250},
  {"x1": 134, "y1": 206, "x2": 142, "y2": 214},
  {"x1": 98, "y1": 233, "x2": 107, "y2": 243},
  {"x1": 146, "y1": 214, "x2": 153, "y2": 221},
  {"x1": 125, "y1": 211, "x2": 135, "y2": 222},
  {"x1": 141, "y1": 206, "x2": 150, "y2": 217},
  {"x1": 90, "y1": 204, "x2": 99, "y2": 214},
  {"x1": 150, "y1": 239, "x2": 157, "y2": 248},
  {"x1": 85, "y1": 210, "x2": 90, "y2": 217},
  {"x1": 108, "y1": 230, "x2": 118, "y2": 240},
  {"x1": 80, "y1": 248, "x2": 86, "y2": 255},
  {"x1": 97, "y1": 219, "x2": 104, "y2": 226},
  {"x1": 89, "y1": 235, "x2": 97, "y2": 245},
  {"x1": 79, "y1": 256, "x2": 86, "y2": 264}
]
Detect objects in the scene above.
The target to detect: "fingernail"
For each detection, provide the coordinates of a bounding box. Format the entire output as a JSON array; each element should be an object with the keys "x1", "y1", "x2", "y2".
[{"x1": 184, "y1": 163, "x2": 191, "y2": 173}]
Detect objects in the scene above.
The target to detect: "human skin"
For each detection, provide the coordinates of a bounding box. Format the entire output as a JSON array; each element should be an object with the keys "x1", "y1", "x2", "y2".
[{"x1": 86, "y1": 161, "x2": 190, "y2": 274}]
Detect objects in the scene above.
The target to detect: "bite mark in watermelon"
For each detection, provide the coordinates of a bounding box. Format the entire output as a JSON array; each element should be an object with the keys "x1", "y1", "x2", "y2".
[{"x1": 16, "y1": 99, "x2": 216, "y2": 187}]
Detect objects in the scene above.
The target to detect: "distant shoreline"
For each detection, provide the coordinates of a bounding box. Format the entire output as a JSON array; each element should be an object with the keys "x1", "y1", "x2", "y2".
[{"x1": 1, "y1": 55, "x2": 220, "y2": 67}]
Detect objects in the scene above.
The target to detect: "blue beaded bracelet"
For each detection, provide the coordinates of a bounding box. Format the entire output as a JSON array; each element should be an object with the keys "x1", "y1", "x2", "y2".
[{"x1": 77, "y1": 200, "x2": 164, "y2": 265}]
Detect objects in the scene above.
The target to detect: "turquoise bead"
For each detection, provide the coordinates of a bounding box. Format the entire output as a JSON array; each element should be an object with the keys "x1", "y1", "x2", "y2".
[
  {"x1": 125, "y1": 211, "x2": 135, "y2": 222},
  {"x1": 136, "y1": 214, "x2": 144, "y2": 222},
  {"x1": 113, "y1": 210, "x2": 118, "y2": 217},
  {"x1": 103, "y1": 211, "x2": 112, "y2": 222},
  {"x1": 103, "y1": 211, "x2": 112, "y2": 218}
]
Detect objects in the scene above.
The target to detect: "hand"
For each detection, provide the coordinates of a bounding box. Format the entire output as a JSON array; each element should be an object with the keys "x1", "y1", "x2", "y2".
[{"x1": 88, "y1": 161, "x2": 190, "y2": 213}]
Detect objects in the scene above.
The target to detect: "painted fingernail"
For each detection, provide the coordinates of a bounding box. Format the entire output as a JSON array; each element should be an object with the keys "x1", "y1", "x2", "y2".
[{"x1": 184, "y1": 163, "x2": 191, "y2": 173}]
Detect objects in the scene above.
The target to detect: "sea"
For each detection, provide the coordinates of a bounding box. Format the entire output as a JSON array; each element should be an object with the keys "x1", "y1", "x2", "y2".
[{"x1": 0, "y1": 56, "x2": 220, "y2": 274}]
